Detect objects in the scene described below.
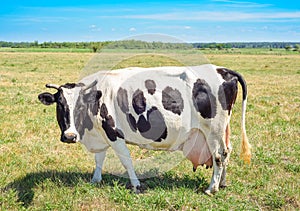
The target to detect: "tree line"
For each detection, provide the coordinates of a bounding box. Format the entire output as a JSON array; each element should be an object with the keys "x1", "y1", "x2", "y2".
[
  {"x1": 0, "y1": 40, "x2": 299, "y2": 52},
  {"x1": 0, "y1": 40, "x2": 191, "y2": 52},
  {"x1": 192, "y1": 42, "x2": 300, "y2": 50}
]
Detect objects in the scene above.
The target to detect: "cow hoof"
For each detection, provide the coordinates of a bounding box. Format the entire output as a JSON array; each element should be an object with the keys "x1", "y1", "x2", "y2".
[
  {"x1": 204, "y1": 189, "x2": 214, "y2": 197},
  {"x1": 205, "y1": 186, "x2": 219, "y2": 196},
  {"x1": 134, "y1": 185, "x2": 143, "y2": 194},
  {"x1": 219, "y1": 184, "x2": 227, "y2": 189},
  {"x1": 126, "y1": 183, "x2": 144, "y2": 194},
  {"x1": 91, "y1": 178, "x2": 102, "y2": 184}
]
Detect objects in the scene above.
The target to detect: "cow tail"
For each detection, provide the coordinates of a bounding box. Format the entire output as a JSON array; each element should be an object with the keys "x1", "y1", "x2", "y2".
[{"x1": 235, "y1": 72, "x2": 251, "y2": 164}]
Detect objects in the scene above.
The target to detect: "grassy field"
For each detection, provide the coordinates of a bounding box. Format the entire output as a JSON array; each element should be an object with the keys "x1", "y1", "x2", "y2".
[{"x1": 0, "y1": 49, "x2": 299, "y2": 210}]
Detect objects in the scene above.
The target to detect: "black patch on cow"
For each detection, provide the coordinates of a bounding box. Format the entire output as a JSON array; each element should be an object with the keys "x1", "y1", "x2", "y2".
[
  {"x1": 61, "y1": 83, "x2": 77, "y2": 89},
  {"x1": 132, "y1": 89, "x2": 146, "y2": 115},
  {"x1": 100, "y1": 103, "x2": 108, "y2": 118},
  {"x1": 162, "y1": 86, "x2": 184, "y2": 115},
  {"x1": 74, "y1": 87, "x2": 102, "y2": 139},
  {"x1": 218, "y1": 68, "x2": 247, "y2": 102},
  {"x1": 105, "y1": 115, "x2": 115, "y2": 128},
  {"x1": 117, "y1": 87, "x2": 129, "y2": 113},
  {"x1": 137, "y1": 115, "x2": 151, "y2": 133},
  {"x1": 218, "y1": 78, "x2": 238, "y2": 114},
  {"x1": 117, "y1": 87, "x2": 138, "y2": 133},
  {"x1": 85, "y1": 90, "x2": 102, "y2": 115},
  {"x1": 126, "y1": 113, "x2": 137, "y2": 132},
  {"x1": 179, "y1": 72, "x2": 187, "y2": 81},
  {"x1": 159, "y1": 127, "x2": 168, "y2": 141},
  {"x1": 116, "y1": 87, "x2": 168, "y2": 142},
  {"x1": 102, "y1": 119, "x2": 117, "y2": 141},
  {"x1": 192, "y1": 79, "x2": 217, "y2": 119},
  {"x1": 115, "y1": 128, "x2": 125, "y2": 139},
  {"x1": 217, "y1": 68, "x2": 236, "y2": 81},
  {"x1": 55, "y1": 91, "x2": 71, "y2": 140},
  {"x1": 100, "y1": 103, "x2": 124, "y2": 141},
  {"x1": 75, "y1": 110, "x2": 93, "y2": 140},
  {"x1": 135, "y1": 106, "x2": 168, "y2": 142},
  {"x1": 145, "y1": 79, "x2": 156, "y2": 95}
]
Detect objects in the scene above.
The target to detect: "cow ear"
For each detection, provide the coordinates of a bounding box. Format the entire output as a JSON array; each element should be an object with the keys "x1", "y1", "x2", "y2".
[
  {"x1": 38, "y1": 92, "x2": 56, "y2": 105},
  {"x1": 83, "y1": 90, "x2": 102, "y2": 103}
]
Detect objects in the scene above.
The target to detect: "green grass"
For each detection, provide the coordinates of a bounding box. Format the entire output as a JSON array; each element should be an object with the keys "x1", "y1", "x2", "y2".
[
  {"x1": 0, "y1": 47, "x2": 92, "y2": 53},
  {"x1": 0, "y1": 50, "x2": 299, "y2": 210}
]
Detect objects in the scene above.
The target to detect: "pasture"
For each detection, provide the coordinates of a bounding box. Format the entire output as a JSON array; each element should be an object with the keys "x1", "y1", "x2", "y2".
[{"x1": 0, "y1": 49, "x2": 299, "y2": 210}]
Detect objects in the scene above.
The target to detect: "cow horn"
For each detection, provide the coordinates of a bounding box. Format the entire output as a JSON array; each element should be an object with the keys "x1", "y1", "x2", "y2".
[
  {"x1": 82, "y1": 80, "x2": 98, "y2": 91},
  {"x1": 46, "y1": 84, "x2": 60, "y2": 90}
]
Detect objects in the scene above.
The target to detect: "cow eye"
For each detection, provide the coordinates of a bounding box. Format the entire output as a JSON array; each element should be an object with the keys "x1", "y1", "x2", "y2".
[
  {"x1": 57, "y1": 96, "x2": 62, "y2": 102},
  {"x1": 57, "y1": 95, "x2": 65, "y2": 104}
]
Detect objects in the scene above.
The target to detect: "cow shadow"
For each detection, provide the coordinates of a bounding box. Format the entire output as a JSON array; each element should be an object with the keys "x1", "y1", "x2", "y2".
[{"x1": 4, "y1": 169, "x2": 208, "y2": 208}]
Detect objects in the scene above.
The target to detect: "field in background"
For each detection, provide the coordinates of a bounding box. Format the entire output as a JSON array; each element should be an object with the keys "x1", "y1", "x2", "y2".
[
  {"x1": 0, "y1": 49, "x2": 299, "y2": 210},
  {"x1": 1, "y1": 46, "x2": 300, "y2": 55}
]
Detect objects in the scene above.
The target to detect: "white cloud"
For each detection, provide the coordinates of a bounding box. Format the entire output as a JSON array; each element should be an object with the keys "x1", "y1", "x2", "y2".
[
  {"x1": 211, "y1": 0, "x2": 272, "y2": 8},
  {"x1": 89, "y1": 25, "x2": 101, "y2": 32},
  {"x1": 129, "y1": 27, "x2": 136, "y2": 31},
  {"x1": 89, "y1": 24, "x2": 96, "y2": 28},
  {"x1": 184, "y1": 26, "x2": 191, "y2": 29},
  {"x1": 11, "y1": 16, "x2": 69, "y2": 23},
  {"x1": 119, "y1": 11, "x2": 300, "y2": 22}
]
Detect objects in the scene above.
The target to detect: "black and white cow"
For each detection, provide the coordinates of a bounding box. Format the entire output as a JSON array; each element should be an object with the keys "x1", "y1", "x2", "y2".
[{"x1": 38, "y1": 64, "x2": 251, "y2": 195}]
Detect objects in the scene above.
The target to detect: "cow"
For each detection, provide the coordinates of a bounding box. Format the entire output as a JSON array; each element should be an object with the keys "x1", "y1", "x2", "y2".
[{"x1": 38, "y1": 64, "x2": 251, "y2": 195}]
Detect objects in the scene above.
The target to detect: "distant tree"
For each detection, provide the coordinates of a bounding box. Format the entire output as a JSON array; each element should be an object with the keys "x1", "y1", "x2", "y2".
[
  {"x1": 224, "y1": 43, "x2": 232, "y2": 48},
  {"x1": 208, "y1": 43, "x2": 216, "y2": 49},
  {"x1": 33, "y1": 40, "x2": 39, "y2": 47},
  {"x1": 90, "y1": 42, "x2": 107, "y2": 52},
  {"x1": 285, "y1": 45, "x2": 292, "y2": 51},
  {"x1": 91, "y1": 43, "x2": 99, "y2": 53},
  {"x1": 216, "y1": 43, "x2": 225, "y2": 50},
  {"x1": 294, "y1": 44, "x2": 300, "y2": 52}
]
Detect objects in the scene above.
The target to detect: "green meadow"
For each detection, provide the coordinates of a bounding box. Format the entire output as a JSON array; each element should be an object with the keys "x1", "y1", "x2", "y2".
[{"x1": 0, "y1": 49, "x2": 299, "y2": 210}]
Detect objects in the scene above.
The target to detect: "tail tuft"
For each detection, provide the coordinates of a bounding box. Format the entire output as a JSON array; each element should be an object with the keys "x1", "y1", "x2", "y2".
[{"x1": 240, "y1": 130, "x2": 251, "y2": 164}]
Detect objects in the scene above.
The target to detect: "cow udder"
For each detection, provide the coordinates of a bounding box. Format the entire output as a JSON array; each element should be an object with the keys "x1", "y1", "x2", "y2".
[{"x1": 182, "y1": 129, "x2": 213, "y2": 169}]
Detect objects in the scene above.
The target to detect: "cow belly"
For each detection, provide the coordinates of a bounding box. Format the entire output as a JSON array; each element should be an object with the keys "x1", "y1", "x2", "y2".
[
  {"x1": 182, "y1": 129, "x2": 212, "y2": 169},
  {"x1": 80, "y1": 129, "x2": 109, "y2": 153}
]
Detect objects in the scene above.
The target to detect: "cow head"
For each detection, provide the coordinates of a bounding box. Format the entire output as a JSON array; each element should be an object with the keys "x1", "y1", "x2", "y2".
[{"x1": 38, "y1": 80, "x2": 101, "y2": 143}]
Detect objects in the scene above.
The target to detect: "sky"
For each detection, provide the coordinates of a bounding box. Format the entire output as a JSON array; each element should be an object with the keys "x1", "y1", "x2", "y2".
[{"x1": 1, "y1": 0, "x2": 300, "y2": 43}]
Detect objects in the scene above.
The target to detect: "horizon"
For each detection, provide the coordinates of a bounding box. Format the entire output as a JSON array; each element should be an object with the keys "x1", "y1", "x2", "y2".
[
  {"x1": 1, "y1": 0, "x2": 300, "y2": 43},
  {"x1": 1, "y1": 40, "x2": 300, "y2": 44}
]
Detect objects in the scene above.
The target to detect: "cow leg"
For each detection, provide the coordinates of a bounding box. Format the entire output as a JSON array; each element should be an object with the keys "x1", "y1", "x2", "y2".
[
  {"x1": 219, "y1": 165, "x2": 227, "y2": 188},
  {"x1": 205, "y1": 157, "x2": 224, "y2": 196},
  {"x1": 91, "y1": 150, "x2": 107, "y2": 183},
  {"x1": 110, "y1": 139, "x2": 141, "y2": 193},
  {"x1": 204, "y1": 127, "x2": 228, "y2": 195},
  {"x1": 218, "y1": 124, "x2": 231, "y2": 189}
]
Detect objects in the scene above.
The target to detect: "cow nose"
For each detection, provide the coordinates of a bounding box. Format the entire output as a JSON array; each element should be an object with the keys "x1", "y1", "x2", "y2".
[{"x1": 63, "y1": 133, "x2": 77, "y2": 143}]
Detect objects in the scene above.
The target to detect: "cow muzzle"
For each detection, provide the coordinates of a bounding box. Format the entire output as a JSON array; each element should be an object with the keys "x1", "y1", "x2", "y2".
[{"x1": 61, "y1": 132, "x2": 78, "y2": 143}]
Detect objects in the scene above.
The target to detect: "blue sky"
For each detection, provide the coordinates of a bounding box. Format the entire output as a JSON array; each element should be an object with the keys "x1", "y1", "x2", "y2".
[{"x1": 1, "y1": 0, "x2": 300, "y2": 42}]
